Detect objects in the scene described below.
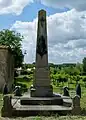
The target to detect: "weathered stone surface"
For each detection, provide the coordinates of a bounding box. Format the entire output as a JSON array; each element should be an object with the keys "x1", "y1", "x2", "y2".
[
  {"x1": 12, "y1": 98, "x2": 72, "y2": 116},
  {"x1": 14, "y1": 86, "x2": 22, "y2": 96},
  {"x1": 12, "y1": 92, "x2": 72, "y2": 116},
  {"x1": 3, "y1": 83, "x2": 8, "y2": 95},
  {"x1": 0, "y1": 45, "x2": 14, "y2": 92},
  {"x1": 71, "y1": 95, "x2": 81, "y2": 115},
  {"x1": 20, "y1": 95, "x2": 63, "y2": 105},
  {"x1": 1, "y1": 95, "x2": 13, "y2": 117},
  {"x1": 30, "y1": 9, "x2": 53, "y2": 97},
  {"x1": 76, "y1": 83, "x2": 81, "y2": 98},
  {"x1": 63, "y1": 86, "x2": 70, "y2": 97}
]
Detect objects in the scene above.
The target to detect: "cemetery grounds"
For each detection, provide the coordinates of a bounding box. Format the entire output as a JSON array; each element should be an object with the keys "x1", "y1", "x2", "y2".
[{"x1": 0, "y1": 75, "x2": 86, "y2": 119}]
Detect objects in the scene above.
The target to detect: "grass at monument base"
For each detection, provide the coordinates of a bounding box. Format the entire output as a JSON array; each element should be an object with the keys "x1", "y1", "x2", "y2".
[{"x1": 0, "y1": 116, "x2": 86, "y2": 120}]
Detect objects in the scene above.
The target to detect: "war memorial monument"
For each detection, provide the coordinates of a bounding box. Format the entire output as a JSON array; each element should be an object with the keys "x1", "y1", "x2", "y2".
[{"x1": 1, "y1": 9, "x2": 81, "y2": 117}]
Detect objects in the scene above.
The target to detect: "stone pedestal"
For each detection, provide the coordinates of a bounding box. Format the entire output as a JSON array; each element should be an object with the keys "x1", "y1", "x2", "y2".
[
  {"x1": 1, "y1": 95, "x2": 13, "y2": 117},
  {"x1": 30, "y1": 10, "x2": 53, "y2": 97},
  {"x1": 71, "y1": 95, "x2": 81, "y2": 115},
  {"x1": 31, "y1": 85, "x2": 53, "y2": 97}
]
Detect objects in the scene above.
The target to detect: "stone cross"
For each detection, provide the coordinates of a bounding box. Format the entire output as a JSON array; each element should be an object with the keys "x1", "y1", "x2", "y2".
[{"x1": 30, "y1": 9, "x2": 53, "y2": 97}]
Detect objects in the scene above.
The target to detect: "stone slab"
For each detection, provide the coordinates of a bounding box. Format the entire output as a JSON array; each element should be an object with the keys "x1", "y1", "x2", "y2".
[
  {"x1": 14, "y1": 104, "x2": 72, "y2": 111},
  {"x1": 20, "y1": 96, "x2": 63, "y2": 105}
]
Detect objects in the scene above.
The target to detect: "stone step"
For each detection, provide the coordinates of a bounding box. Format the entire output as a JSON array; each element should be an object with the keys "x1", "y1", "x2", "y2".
[
  {"x1": 11, "y1": 95, "x2": 73, "y2": 116},
  {"x1": 20, "y1": 96, "x2": 63, "y2": 105},
  {"x1": 63, "y1": 98, "x2": 72, "y2": 107},
  {"x1": 12, "y1": 104, "x2": 72, "y2": 116},
  {"x1": 20, "y1": 97, "x2": 72, "y2": 107}
]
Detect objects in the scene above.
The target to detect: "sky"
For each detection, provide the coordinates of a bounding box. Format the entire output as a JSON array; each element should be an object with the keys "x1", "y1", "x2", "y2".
[{"x1": 1, "y1": 0, "x2": 86, "y2": 64}]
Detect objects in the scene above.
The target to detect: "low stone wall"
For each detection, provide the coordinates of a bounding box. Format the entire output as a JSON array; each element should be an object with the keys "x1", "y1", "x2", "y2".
[{"x1": 0, "y1": 45, "x2": 14, "y2": 92}]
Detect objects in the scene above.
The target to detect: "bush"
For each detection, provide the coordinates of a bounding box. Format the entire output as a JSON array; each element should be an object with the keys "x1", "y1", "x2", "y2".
[
  {"x1": 82, "y1": 77, "x2": 86, "y2": 87},
  {"x1": 23, "y1": 76, "x2": 31, "y2": 81},
  {"x1": 57, "y1": 74, "x2": 68, "y2": 83},
  {"x1": 14, "y1": 77, "x2": 24, "y2": 82},
  {"x1": 82, "y1": 77, "x2": 86, "y2": 82},
  {"x1": 14, "y1": 76, "x2": 31, "y2": 83},
  {"x1": 21, "y1": 70, "x2": 29, "y2": 75},
  {"x1": 14, "y1": 82, "x2": 28, "y2": 92},
  {"x1": 21, "y1": 69, "x2": 33, "y2": 75}
]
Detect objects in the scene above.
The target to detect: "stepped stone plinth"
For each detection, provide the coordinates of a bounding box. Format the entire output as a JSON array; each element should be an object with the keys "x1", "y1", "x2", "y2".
[{"x1": 21, "y1": 9, "x2": 63, "y2": 104}]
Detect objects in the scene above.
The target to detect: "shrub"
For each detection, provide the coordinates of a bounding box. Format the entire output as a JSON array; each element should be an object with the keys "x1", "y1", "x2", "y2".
[
  {"x1": 82, "y1": 77, "x2": 86, "y2": 87},
  {"x1": 14, "y1": 82, "x2": 28, "y2": 92},
  {"x1": 21, "y1": 70, "x2": 29, "y2": 75},
  {"x1": 23, "y1": 76, "x2": 30, "y2": 81}
]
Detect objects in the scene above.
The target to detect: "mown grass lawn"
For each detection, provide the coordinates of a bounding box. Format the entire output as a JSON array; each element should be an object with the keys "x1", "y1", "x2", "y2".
[{"x1": 0, "y1": 115, "x2": 86, "y2": 120}]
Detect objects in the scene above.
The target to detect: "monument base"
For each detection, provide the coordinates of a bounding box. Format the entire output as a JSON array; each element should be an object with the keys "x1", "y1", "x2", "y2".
[
  {"x1": 30, "y1": 85, "x2": 53, "y2": 97},
  {"x1": 20, "y1": 96, "x2": 63, "y2": 105}
]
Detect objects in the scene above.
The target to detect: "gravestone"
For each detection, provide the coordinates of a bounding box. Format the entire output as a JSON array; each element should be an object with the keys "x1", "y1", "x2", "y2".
[
  {"x1": 30, "y1": 9, "x2": 53, "y2": 97},
  {"x1": 71, "y1": 95, "x2": 81, "y2": 115}
]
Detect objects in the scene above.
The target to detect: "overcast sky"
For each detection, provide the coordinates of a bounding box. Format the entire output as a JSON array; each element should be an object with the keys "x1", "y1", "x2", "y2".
[{"x1": 0, "y1": 0, "x2": 86, "y2": 64}]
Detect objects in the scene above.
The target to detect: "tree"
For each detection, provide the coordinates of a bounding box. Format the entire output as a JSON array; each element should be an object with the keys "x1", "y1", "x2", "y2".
[
  {"x1": 76, "y1": 75, "x2": 81, "y2": 85},
  {"x1": 82, "y1": 77, "x2": 86, "y2": 87},
  {"x1": 82, "y1": 57, "x2": 86, "y2": 74},
  {"x1": 0, "y1": 29, "x2": 24, "y2": 68},
  {"x1": 76, "y1": 62, "x2": 83, "y2": 75},
  {"x1": 56, "y1": 74, "x2": 68, "y2": 86}
]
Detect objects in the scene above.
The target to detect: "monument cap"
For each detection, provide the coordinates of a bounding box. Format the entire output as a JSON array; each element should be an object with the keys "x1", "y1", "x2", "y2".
[{"x1": 38, "y1": 9, "x2": 46, "y2": 18}]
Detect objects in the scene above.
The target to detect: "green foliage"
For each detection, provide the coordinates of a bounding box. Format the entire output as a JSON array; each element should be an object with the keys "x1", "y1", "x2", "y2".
[
  {"x1": 76, "y1": 75, "x2": 81, "y2": 82},
  {"x1": 22, "y1": 63, "x2": 35, "y2": 69},
  {"x1": 49, "y1": 63, "x2": 55, "y2": 68},
  {"x1": 0, "y1": 29, "x2": 24, "y2": 68},
  {"x1": 15, "y1": 82, "x2": 28, "y2": 92},
  {"x1": 76, "y1": 62, "x2": 83, "y2": 74},
  {"x1": 14, "y1": 77, "x2": 29, "y2": 92},
  {"x1": 21, "y1": 69, "x2": 33, "y2": 75},
  {"x1": 82, "y1": 57, "x2": 86, "y2": 74},
  {"x1": 64, "y1": 67, "x2": 80, "y2": 76},
  {"x1": 57, "y1": 74, "x2": 68, "y2": 83},
  {"x1": 82, "y1": 77, "x2": 86, "y2": 87},
  {"x1": 21, "y1": 70, "x2": 29, "y2": 75},
  {"x1": 82, "y1": 77, "x2": 86, "y2": 82}
]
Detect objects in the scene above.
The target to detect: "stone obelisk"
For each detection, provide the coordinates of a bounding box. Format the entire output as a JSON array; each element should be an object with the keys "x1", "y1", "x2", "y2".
[{"x1": 31, "y1": 9, "x2": 53, "y2": 97}]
